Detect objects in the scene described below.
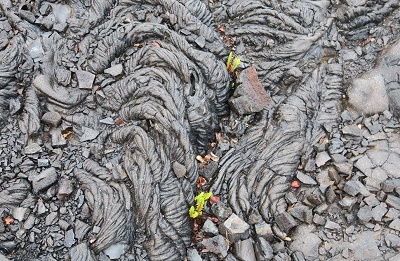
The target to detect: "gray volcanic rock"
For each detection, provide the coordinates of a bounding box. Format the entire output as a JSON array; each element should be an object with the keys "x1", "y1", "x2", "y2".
[
  {"x1": 219, "y1": 214, "x2": 250, "y2": 243},
  {"x1": 31, "y1": 167, "x2": 58, "y2": 193},
  {"x1": 229, "y1": 67, "x2": 271, "y2": 115}
]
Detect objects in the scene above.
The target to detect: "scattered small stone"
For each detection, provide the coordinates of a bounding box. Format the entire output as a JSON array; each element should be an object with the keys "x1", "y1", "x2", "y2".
[
  {"x1": 288, "y1": 205, "x2": 313, "y2": 224},
  {"x1": 64, "y1": 229, "x2": 76, "y2": 248},
  {"x1": 45, "y1": 212, "x2": 58, "y2": 226},
  {"x1": 385, "y1": 233, "x2": 400, "y2": 248},
  {"x1": 275, "y1": 212, "x2": 297, "y2": 233},
  {"x1": 372, "y1": 203, "x2": 388, "y2": 222},
  {"x1": 325, "y1": 220, "x2": 341, "y2": 230},
  {"x1": 12, "y1": 207, "x2": 27, "y2": 222},
  {"x1": 75, "y1": 220, "x2": 90, "y2": 240},
  {"x1": 199, "y1": 235, "x2": 228, "y2": 258},
  {"x1": 24, "y1": 143, "x2": 42, "y2": 155},
  {"x1": 31, "y1": 167, "x2": 58, "y2": 193},
  {"x1": 99, "y1": 117, "x2": 115, "y2": 125},
  {"x1": 256, "y1": 237, "x2": 274, "y2": 260},
  {"x1": 56, "y1": 219, "x2": 69, "y2": 231},
  {"x1": 211, "y1": 202, "x2": 232, "y2": 221},
  {"x1": 104, "y1": 64, "x2": 123, "y2": 77},
  {"x1": 315, "y1": 151, "x2": 330, "y2": 167},
  {"x1": 198, "y1": 161, "x2": 218, "y2": 180},
  {"x1": 290, "y1": 225, "x2": 321, "y2": 260},
  {"x1": 357, "y1": 205, "x2": 373, "y2": 222},
  {"x1": 37, "y1": 159, "x2": 50, "y2": 167},
  {"x1": 343, "y1": 180, "x2": 361, "y2": 196},
  {"x1": 389, "y1": 219, "x2": 400, "y2": 231},
  {"x1": 385, "y1": 208, "x2": 400, "y2": 221},
  {"x1": 92, "y1": 226, "x2": 101, "y2": 234},
  {"x1": 76, "y1": 70, "x2": 95, "y2": 90},
  {"x1": 57, "y1": 179, "x2": 73, "y2": 200},
  {"x1": 386, "y1": 195, "x2": 400, "y2": 210},
  {"x1": 42, "y1": 111, "x2": 62, "y2": 127},
  {"x1": 187, "y1": 248, "x2": 202, "y2": 261},
  {"x1": 339, "y1": 197, "x2": 357, "y2": 210},
  {"x1": 23, "y1": 215, "x2": 36, "y2": 230},
  {"x1": 203, "y1": 218, "x2": 218, "y2": 236},
  {"x1": 235, "y1": 238, "x2": 256, "y2": 261},
  {"x1": 364, "y1": 195, "x2": 380, "y2": 207},
  {"x1": 350, "y1": 231, "x2": 383, "y2": 260},
  {"x1": 195, "y1": 35, "x2": 205, "y2": 48},
  {"x1": 50, "y1": 128, "x2": 67, "y2": 148},
  {"x1": 255, "y1": 222, "x2": 273, "y2": 241},
  {"x1": 296, "y1": 171, "x2": 317, "y2": 185},
  {"x1": 80, "y1": 127, "x2": 99, "y2": 142},
  {"x1": 328, "y1": 167, "x2": 341, "y2": 184},
  {"x1": 342, "y1": 125, "x2": 362, "y2": 136},
  {"x1": 285, "y1": 192, "x2": 298, "y2": 205},
  {"x1": 219, "y1": 213, "x2": 250, "y2": 243},
  {"x1": 104, "y1": 243, "x2": 128, "y2": 259}
]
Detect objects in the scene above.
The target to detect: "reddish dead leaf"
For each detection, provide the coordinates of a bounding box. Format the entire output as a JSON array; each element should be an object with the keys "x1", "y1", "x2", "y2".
[
  {"x1": 115, "y1": 118, "x2": 125, "y2": 125},
  {"x1": 197, "y1": 176, "x2": 206, "y2": 188},
  {"x1": 133, "y1": 43, "x2": 142, "y2": 47},
  {"x1": 210, "y1": 142, "x2": 216, "y2": 148},
  {"x1": 231, "y1": 138, "x2": 238, "y2": 143},
  {"x1": 211, "y1": 216, "x2": 218, "y2": 223},
  {"x1": 196, "y1": 155, "x2": 206, "y2": 163},
  {"x1": 62, "y1": 130, "x2": 73, "y2": 138},
  {"x1": 209, "y1": 195, "x2": 220, "y2": 205},
  {"x1": 94, "y1": 86, "x2": 101, "y2": 92},
  {"x1": 4, "y1": 216, "x2": 14, "y2": 225},
  {"x1": 218, "y1": 25, "x2": 225, "y2": 33},
  {"x1": 75, "y1": 44, "x2": 79, "y2": 53},
  {"x1": 204, "y1": 154, "x2": 211, "y2": 162},
  {"x1": 151, "y1": 42, "x2": 160, "y2": 47},
  {"x1": 291, "y1": 180, "x2": 300, "y2": 188},
  {"x1": 209, "y1": 0, "x2": 214, "y2": 4}
]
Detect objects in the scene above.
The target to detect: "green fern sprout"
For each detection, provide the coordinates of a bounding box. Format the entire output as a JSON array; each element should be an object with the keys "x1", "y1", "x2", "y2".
[
  {"x1": 189, "y1": 192, "x2": 212, "y2": 218},
  {"x1": 226, "y1": 52, "x2": 241, "y2": 73}
]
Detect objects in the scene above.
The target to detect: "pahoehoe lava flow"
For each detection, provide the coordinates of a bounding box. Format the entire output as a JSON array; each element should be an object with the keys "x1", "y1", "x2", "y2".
[{"x1": 0, "y1": 0, "x2": 400, "y2": 260}]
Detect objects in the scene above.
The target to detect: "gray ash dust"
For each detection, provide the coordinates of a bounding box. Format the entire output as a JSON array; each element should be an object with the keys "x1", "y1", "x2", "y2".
[{"x1": 0, "y1": 0, "x2": 400, "y2": 260}]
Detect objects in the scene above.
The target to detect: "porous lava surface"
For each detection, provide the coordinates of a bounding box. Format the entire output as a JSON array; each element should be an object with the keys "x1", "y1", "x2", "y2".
[{"x1": 0, "y1": 0, "x2": 400, "y2": 260}]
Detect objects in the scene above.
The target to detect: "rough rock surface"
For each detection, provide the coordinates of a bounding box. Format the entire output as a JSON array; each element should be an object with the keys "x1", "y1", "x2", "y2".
[{"x1": 0, "y1": 0, "x2": 399, "y2": 260}]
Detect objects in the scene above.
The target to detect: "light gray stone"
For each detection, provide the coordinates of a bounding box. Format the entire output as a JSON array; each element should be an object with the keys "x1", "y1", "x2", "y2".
[
  {"x1": 104, "y1": 64, "x2": 123, "y2": 76},
  {"x1": 42, "y1": 111, "x2": 62, "y2": 127},
  {"x1": 347, "y1": 72, "x2": 389, "y2": 116},
  {"x1": 315, "y1": 151, "x2": 331, "y2": 167},
  {"x1": 32, "y1": 167, "x2": 58, "y2": 193},
  {"x1": 290, "y1": 225, "x2": 321, "y2": 260},
  {"x1": 219, "y1": 214, "x2": 250, "y2": 243},
  {"x1": 386, "y1": 195, "x2": 400, "y2": 210},
  {"x1": 76, "y1": 70, "x2": 95, "y2": 90},
  {"x1": 296, "y1": 171, "x2": 317, "y2": 185},
  {"x1": 203, "y1": 218, "x2": 218, "y2": 236},
  {"x1": 235, "y1": 239, "x2": 256, "y2": 261},
  {"x1": 104, "y1": 243, "x2": 128, "y2": 259},
  {"x1": 199, "y1": 235, "x2": 228, "y2": 257},
  {"x1": 24, "y1": 143, "x2": 42, "y2": 155}
]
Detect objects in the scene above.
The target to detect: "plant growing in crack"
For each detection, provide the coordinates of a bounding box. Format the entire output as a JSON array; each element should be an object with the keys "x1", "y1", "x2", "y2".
[{"x1": 189, "y1": 191, "x2": 213, "y2": 218}]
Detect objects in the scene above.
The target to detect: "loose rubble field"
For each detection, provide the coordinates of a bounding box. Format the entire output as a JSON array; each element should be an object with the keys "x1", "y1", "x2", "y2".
[{"x1": 0, "y1": 0, "x2": 400, "y2": 260}]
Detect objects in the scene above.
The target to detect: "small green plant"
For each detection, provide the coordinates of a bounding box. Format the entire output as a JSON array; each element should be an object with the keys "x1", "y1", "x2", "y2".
[
  {"x1": 226, "y1": 52, "x2": 241, "y2": 73},
  {"x1": 189, "y1": 192, "x2": 212, "y2": 218}
]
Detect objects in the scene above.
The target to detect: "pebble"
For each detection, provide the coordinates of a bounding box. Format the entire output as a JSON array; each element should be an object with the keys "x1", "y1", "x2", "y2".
[
  {"x1": 357, "y1": 205, "x2": 373, "y2": 222},
  {"x1": 325, "y1": 220, "x2": 341, "y2": 230},
  {"x1": 235, "y1": 238, "x2": 256, "y2": 261},
  {"x1": 315, "y1": 151, "x2": 331, "y2": 167},
  {"x1": 64, "y1": 229, "x2": 76, "y2": 248},
  {"x1": 343, "y1": 180, "x2": 361, "y2": 196},
  {"x1": 275, "y1": 212, "x2": 297, "y2": 233},
  {"x1": 211, "y1": 202, "x2": 232, "y2": 221},
  {"x1": 31, "y1": 167, "x2": 58, "y2": 193},
  {"x1": 350, "y1": 231, "x2": 382, "y2": 260},
  {"x1": 254, "y1": 222, "x2": 274, "y2": 241},
  {"x1": 24, "y1": 143, "x2": 42, "y2": 155},
  {"x1": 385, "y1": 233, "x2": 400, "y2": 248},
  {"x1": 372, "y1": 203, "x2": 388, "y2": 222},
  {"x1": 219, "y1": 213, "x2": 250, "y2": 243},
  {"x1": 80, "y1": 127, "x2": 99, "y2": 142},
  {"x1": 37, "y1": 159, "x2": 50, "y2": 167},
  {"x1": 202, "y1": 218, "x2": 218, "y2": 236},
  {"x1": 23, "y1": 215, "x2": 36, "y2": 230},
  {"x1": 50, "y1": 128, "x2": 67, "y2": 148},
  {"x1": 187, "y1": 248, "x2": 202, "y2": 261},
  {"x1": 57, "y1": 179, "x2": 73, "y2": 200},
  {"x1": 42, "y1": 111, "x2": 62, "y2": 127},
  {"x1": 58, "y1": 219, "x2": 70, "y2": 230},
  {"x1": 389, "y1": 219, "x2": 400, "y2": 231},
  {"x1": 256, "y1": 237, "x2": 274, "y2": 260},
  {"x1": 195, "y1": 35, "x2": 205, "y2": 48},
  {"x1": 198, "y1": 235, "x2": 228, "y2": 257},
  {"x1": 296, "y1": 171, "x2": 317, "y2": 185},
  {"x1": 386, "y1": 195, "x2": 400, "y2": 210},
  {"x1": 76, "y1": 70, "x2": 95, "y2": 90},
  {"x1": 45, "y1": 212, "x2": 58, "y2": 226},
  {"x1": 12, "y1": 207, "x2": 27, "y2": 222},
  {"x1": 290, "y1": 225, "x2": 321, "y2": 259},
  {"x1": 104, "y1": 64, "x2": 123, "y2": 77}
]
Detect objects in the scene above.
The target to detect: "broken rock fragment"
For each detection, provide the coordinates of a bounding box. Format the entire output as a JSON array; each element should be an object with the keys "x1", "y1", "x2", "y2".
[
  {"x1": 76, "y1": 70, "x2": 95, "y2": 90},
  {"x1": 31, "y1": 167, "x2": 58, "y2": 193},
  {"x1": 229, "y1": 67, "x2": 271, "y2": 115},
  {"x1": 219, "y1": 213, "x2": 250, "y2": 243}
]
